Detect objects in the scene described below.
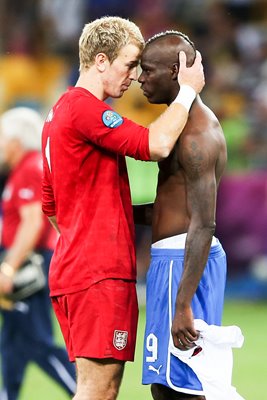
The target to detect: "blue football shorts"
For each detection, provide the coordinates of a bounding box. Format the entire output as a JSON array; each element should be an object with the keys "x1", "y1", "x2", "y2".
[{"x1": 142, "y1": 236, "x2": 227, "y2": 395}]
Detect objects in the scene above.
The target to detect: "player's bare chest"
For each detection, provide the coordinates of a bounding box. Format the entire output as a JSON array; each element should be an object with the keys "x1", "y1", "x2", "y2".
[{"x1": 158, "y1": 147, "x2": 182, "y2": 178}]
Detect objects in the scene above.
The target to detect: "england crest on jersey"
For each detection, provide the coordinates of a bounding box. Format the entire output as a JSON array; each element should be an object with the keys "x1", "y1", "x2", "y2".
[{"x1": 113, "y1": 330, "x2": 128, "y2": 350}]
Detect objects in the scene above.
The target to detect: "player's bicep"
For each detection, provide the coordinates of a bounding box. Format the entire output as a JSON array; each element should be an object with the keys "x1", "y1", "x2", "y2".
[
  {"x1": 186, "y1": 172, "x2": 217, "y2": 226},
  {"x1": 180, "y1": 138, "x2": 217, "y2": 224}
]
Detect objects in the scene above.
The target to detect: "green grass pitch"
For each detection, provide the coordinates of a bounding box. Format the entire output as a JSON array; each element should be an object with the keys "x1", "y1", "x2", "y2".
[{"x1": 1, "y1": 300, "x2": 266, "y2": 399}]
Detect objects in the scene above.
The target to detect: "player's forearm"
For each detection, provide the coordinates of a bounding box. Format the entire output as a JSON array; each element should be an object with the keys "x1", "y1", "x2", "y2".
[
  {"x1": 3, "y1": 218, "x2": 44, "y2": 272},
  {"x1": 148, "y1": 102, "x2": 189, "y2": 160},
  {"x1": 176, "y1": 225, "x2": 215, "y2": 307}
]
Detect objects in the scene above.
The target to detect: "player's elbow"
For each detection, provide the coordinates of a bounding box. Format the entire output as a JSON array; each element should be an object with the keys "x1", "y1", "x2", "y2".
[
  {"x1": 149, "y1": 147, "x2": 171, "y2": 161},
  {"x1": 148, "y1": 135, "x2": 173, "y2": 161},
  {"x1": 203, "y1": 222, "x2": 216, "y2": 237}
]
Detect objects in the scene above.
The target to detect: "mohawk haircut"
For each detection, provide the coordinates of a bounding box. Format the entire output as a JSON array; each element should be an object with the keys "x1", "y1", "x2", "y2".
[{"x1": 146, "y1": 30, "x2": 196, "y2": 53}]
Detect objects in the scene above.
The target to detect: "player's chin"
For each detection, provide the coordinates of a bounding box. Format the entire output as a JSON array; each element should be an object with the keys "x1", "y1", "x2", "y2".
[
  {"x1": 141, "y1": 90, "x2": 151, "y2": 101},
  {"x1": 149, "y1": 93, "x2": 163, "y2": 104},
  {"x1": 143, "y1": 93, "x2": 156, "y2": 104},
  {"x1": 116, "y1": 88, "x2": 128, "y2": 98}
]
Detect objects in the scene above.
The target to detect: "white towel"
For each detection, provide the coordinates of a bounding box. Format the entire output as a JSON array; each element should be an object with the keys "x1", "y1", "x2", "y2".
[{"x1": 169, "y1": 319, "x2": 245, "y2": 400}]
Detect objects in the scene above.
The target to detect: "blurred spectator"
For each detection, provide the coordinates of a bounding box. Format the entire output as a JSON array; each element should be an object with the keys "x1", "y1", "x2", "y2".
[
  {"x1": 0, "y1": 0, "x2": 41, "y2": 56},
  {"x1": 0, "y1": 107, "x2": 76, "y2": 400},
  {"x1": 39, "y1": 0, "x2": 86, "y2": 56},
  {"x1": 244, "y1": 82, "x2": 267, "y2": 169}
]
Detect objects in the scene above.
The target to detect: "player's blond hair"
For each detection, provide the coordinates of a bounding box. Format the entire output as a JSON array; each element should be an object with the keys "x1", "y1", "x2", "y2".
[
  {"x1": 0, "y1": 107, "x2": 43, "y2": 151},
  {"x1": 79, "y1": 16, "x2": 144, "y2": 71}
]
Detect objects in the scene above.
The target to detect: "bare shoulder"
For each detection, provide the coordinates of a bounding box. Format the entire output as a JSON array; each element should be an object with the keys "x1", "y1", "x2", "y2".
[{"x1": 178, "y1": 99, "x2": 227, "y2": 176}]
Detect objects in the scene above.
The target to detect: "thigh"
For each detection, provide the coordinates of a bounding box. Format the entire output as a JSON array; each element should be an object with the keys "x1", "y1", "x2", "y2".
[
  {"x1": 75, "y1": 357, "x2": 124, "y2": 400},
  {"x1": 52, "y1": 294, "x2": 74, "y2": 361},
  {"x1": 143, "y1": 255, "x2": 203, "y2": 394},
  {"x1": 191, "y1": 245, "x2": 226, "y2": 325}
]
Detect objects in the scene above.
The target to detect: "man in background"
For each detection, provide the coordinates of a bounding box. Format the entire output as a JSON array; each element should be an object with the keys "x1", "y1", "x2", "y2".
[{"x1": 0, "y1": 107, "x2": 76, "y2": 400}]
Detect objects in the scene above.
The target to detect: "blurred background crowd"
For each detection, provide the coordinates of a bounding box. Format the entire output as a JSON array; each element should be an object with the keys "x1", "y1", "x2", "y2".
[{"x1": 0, "y1": 0, "x2": 267, "y2": 299}]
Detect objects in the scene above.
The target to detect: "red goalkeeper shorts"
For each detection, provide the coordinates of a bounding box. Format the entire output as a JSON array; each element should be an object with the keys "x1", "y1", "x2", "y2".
[{"x1": 51, "y1": 279, "x2": 138, "y2": 362}]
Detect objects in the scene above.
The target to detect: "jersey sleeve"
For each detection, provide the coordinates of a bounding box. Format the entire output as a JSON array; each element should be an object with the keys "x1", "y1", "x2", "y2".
[
  {"x1": 42, "y1": 133, "x2": 56, "y2": 217},
  {"x1": 71, "y1": 93, "x2": 150, "y2": 161},
  {"x1": 15, "y1": 161, "x2": 42, "y2": 208}
]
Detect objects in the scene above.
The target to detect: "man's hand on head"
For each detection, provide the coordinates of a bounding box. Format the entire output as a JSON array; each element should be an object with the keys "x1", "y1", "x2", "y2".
[{"x1": 178, "y1": 50, "x2": 205, "y2": 94}]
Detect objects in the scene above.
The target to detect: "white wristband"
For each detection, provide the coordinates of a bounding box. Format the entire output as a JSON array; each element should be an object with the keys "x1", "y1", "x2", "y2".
[{"x1": 171, "y1": 84, "x2": 196, "y2": 112}]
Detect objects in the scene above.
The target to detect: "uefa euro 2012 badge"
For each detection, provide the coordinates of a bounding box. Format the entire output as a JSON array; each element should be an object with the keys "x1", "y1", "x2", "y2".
[{"x1": 102, "y1": 110, "x2": 123, "y2": 128}]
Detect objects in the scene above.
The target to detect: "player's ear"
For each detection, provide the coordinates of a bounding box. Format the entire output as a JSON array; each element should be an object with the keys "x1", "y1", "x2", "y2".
[
  {"x1": 171, "y1": 63, "x2": 179, "y2": 80},
  {"x1": 95, "y1": 53, "x2": 109, "y2": 72}
]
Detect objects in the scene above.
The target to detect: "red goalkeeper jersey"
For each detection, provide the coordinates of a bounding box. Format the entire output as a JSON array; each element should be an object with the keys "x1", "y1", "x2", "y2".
[
  {"x1": 1, "y1": 151, "x2": 58, "y2": 251},
  {"x1": 42, "y1": 87, "x2": 150, "y2": 296}
]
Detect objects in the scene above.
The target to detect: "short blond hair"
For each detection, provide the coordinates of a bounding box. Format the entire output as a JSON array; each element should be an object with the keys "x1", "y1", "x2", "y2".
[{"x1": 79, "y1": 16, "x2": 144, "y2": 71}]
